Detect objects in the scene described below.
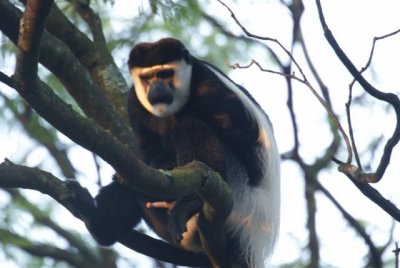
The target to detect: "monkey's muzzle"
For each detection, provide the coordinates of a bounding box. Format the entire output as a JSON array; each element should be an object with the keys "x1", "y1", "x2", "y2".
[{"x1": 148, "y1": 81, "x2": 174, "y2": 105}]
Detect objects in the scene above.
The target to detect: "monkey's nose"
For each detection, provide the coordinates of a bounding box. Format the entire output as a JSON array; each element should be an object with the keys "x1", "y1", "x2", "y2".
[{"x1": 148, "y1": 81, "x2": 174, "y2": 105}]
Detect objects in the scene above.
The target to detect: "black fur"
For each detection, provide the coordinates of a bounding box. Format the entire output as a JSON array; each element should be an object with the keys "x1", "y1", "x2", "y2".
[
  {"x1": 87, "y1": 39, "x2": 269, "y2": 264},
  {"x1": 128, "y1": 38, "x2": 191, "y2": 68},
  {"x1": 128, "y1": 56, "x2": 264, "y2": 185}
]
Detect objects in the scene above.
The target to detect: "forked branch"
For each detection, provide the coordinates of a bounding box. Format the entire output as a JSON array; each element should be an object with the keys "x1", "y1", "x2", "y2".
[{"x1": 316, "y1": 0, "x2": 400, "y2": 183}]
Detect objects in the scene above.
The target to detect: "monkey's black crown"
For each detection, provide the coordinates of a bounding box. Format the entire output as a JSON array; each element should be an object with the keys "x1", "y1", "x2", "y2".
[{"x1": 128, "y1": 38, "x2": 191, "y2": 68}]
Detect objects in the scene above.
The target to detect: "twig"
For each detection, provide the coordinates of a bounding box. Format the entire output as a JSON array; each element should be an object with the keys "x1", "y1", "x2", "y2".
[
  {"x1": 298, "y1": 28, "x2": 332, "y2": 108},
  {"x1": 217, "y1": 0, "x2": 306, "y2": 81},
  {"x1": 362, "y1": 29, "x2": 400, "y2": 75},
  {"x1": 346, "y1": 28, "x2": 400, "y2": 172},
  {"x1": 92, "y1": 153, "x2": 102, "y2": 186},
  {"x1": 219, "y1": 0, "x2": 353, "y2": 164},
  {"x1": 67, "y1": 0, "x2": 107, "y2": 45},
  {"x1": 345, "y1": 84, "x2": 363, "y2": 170},
  {"x1": 393, "y1": 242, "x2": 400, "y2": 268},
  {"x1": 317, "y1": 182, "x2": 382, "y2": 267},
  {"x1": 230, "y1": 59, "x2": 353, "y2": 164},
  {"x1": 201, "y1": 10, "x2": 284, "y2": 69},
  {"x1": 315, "y1": 0, "x2": 400, "y2": 183}
]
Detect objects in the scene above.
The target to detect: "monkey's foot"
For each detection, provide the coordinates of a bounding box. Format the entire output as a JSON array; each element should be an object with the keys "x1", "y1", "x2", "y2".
[{"x1": 168, "y1": 195, "x2": 203, "y2": 244}]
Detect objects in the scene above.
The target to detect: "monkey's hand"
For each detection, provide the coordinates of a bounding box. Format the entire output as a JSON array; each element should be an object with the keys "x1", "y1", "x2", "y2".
[
  {"x1": 167, "y1": 195, "x2": 203, "y2": 244},
  {"x1": 146, "y1": 201, "x2": 176, "y2": 212}
]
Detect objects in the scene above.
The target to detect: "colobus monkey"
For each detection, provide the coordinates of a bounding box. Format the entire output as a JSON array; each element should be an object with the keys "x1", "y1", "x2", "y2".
[{"x1": 81, "y1": 38, "x2": 280, "y2": 267}]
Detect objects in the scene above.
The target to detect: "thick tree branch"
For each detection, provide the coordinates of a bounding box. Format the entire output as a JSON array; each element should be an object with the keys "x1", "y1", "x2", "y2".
[
  {"x1": 346, "y1": 174, "x2": 400, "y2": 222},
  {"x1": 45, "y1": 3, "x2": 128, "y2": 118},
  {"x1": 15, "y1": 0, "x2": 53, "y2": 83},
  {"x1": 0, "y1": 70, "x2": 15, "y2": 88},
  {"x1": 11, "y1": 0, "x2": 144, "y2": 190},
  {"x1": 0, "y1": 159, "x2": 79, "y2": 211},
  {"x1": 9, "y1": 0, "x2": 233, "y2": 205},
  {"x1": 6, "y1": 4, "x2": 234, "y2": 265},
  {"x1": 120, "y1": 230, "x2": 210, "y2": 266},
  {"x1": 15, "y1": 0, "x2": 128, "y2": 118},
  {"x1": 8, "y1": 61, "x2": 233, "y2": 221},
  {"x1": 0, "y1": 0, "x2": 137, "y2": 153},
  {"x1": 0, "y1": 160, "x2": 213, "y2": 266}
]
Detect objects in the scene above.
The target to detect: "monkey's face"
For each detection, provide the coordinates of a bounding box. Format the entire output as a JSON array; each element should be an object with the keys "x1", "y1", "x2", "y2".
[{"x1": 131, "y1": 60, "x2": 192, "y2": 117}]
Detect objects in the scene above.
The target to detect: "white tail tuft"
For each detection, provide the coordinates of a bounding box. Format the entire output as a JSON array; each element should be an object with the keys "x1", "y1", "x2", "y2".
[{"x1": 207, "y1": 64, "x2": 281, "y2": 267}]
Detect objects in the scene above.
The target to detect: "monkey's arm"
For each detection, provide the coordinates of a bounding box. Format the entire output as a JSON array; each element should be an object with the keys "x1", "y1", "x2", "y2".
[{"x1": 166, "y1": 116, "x2": 227, "y2": 244}]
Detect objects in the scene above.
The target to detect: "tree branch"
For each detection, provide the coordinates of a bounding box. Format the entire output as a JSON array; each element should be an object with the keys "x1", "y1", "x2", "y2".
[
  {"x1": 230, "y1": 59, "x2": 351, "y2": 164},
  {"x1": 67, "y1": 0, "x2": 107, "y2": 45},
  {"x1": 316, "y1": 183, "x2": 382, "y2": 268},
  {"x1": 10, "y1": 0, "x2": 234, "y2": 206},
  {"x1": 7, "y1": 3, "x2": 234, "y2": 265},
  {"x1": 0, "y1": 92, "x2": 76, "y2": 178},
  {"x1": 0, "y1": 160, "x2": 211, "y2": 266},
  {"x1": 15, "y1": 0, "x2": 53, "y2": 84},
  {"x1": 0, "y1": 228, "x2": 85, "y2": 267},
  {"x1": 315, "y1": 0, "x2": 400, "y2": 183},
  {"x1": 12, "y1": 0, "x2": 144, "y2": 192},
  {"x1": 0, "y1": 0, "x2": 137, "y2": 153},
  {"x1": 5, "y1": 189, "x2": 98, "y2": 262},
  {"x1": 0, "y1": 70, "x2": 15, "y2": 88},
  {"x1": 120, "y1": 230, "x2": 210, "y2": 266},
  {"x1": 201, "y1": 10, "x2": 284, "y2": 69},
  {"x1": 345, "y1": 173, "x2": 400, "y2": 222},
  {"x1": 393, "y1": 242, "x2": 400, "y2": 268},
  {"x1": 0, "y1": 159, "x2": 79, "y2": 211},
  {"x1": 45, "y1": 3, "x2": 129, "y2": 118},
  {"x1": 347, "y1": 28, "x2": 400, "y2": 172},
  {"x1": 217, "y1": 0, "x2": 306, "y2": 81},
  {"x1": 219, "y1": 0, "x2": 352, "y2": 166}
]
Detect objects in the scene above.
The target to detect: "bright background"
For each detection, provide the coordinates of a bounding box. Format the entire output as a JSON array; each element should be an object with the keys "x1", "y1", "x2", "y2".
[{"x1": 0, "y1": 0, "x2": 399, "y2": 267}]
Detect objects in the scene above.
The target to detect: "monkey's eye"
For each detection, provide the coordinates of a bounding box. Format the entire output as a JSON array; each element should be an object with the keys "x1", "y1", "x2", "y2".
[
  {"x1": 156, "y1": 69, "x2": 175, "y2": 79},
  {"x1": 139, "y1": 73, "x2": 154, "y2": 82}
]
